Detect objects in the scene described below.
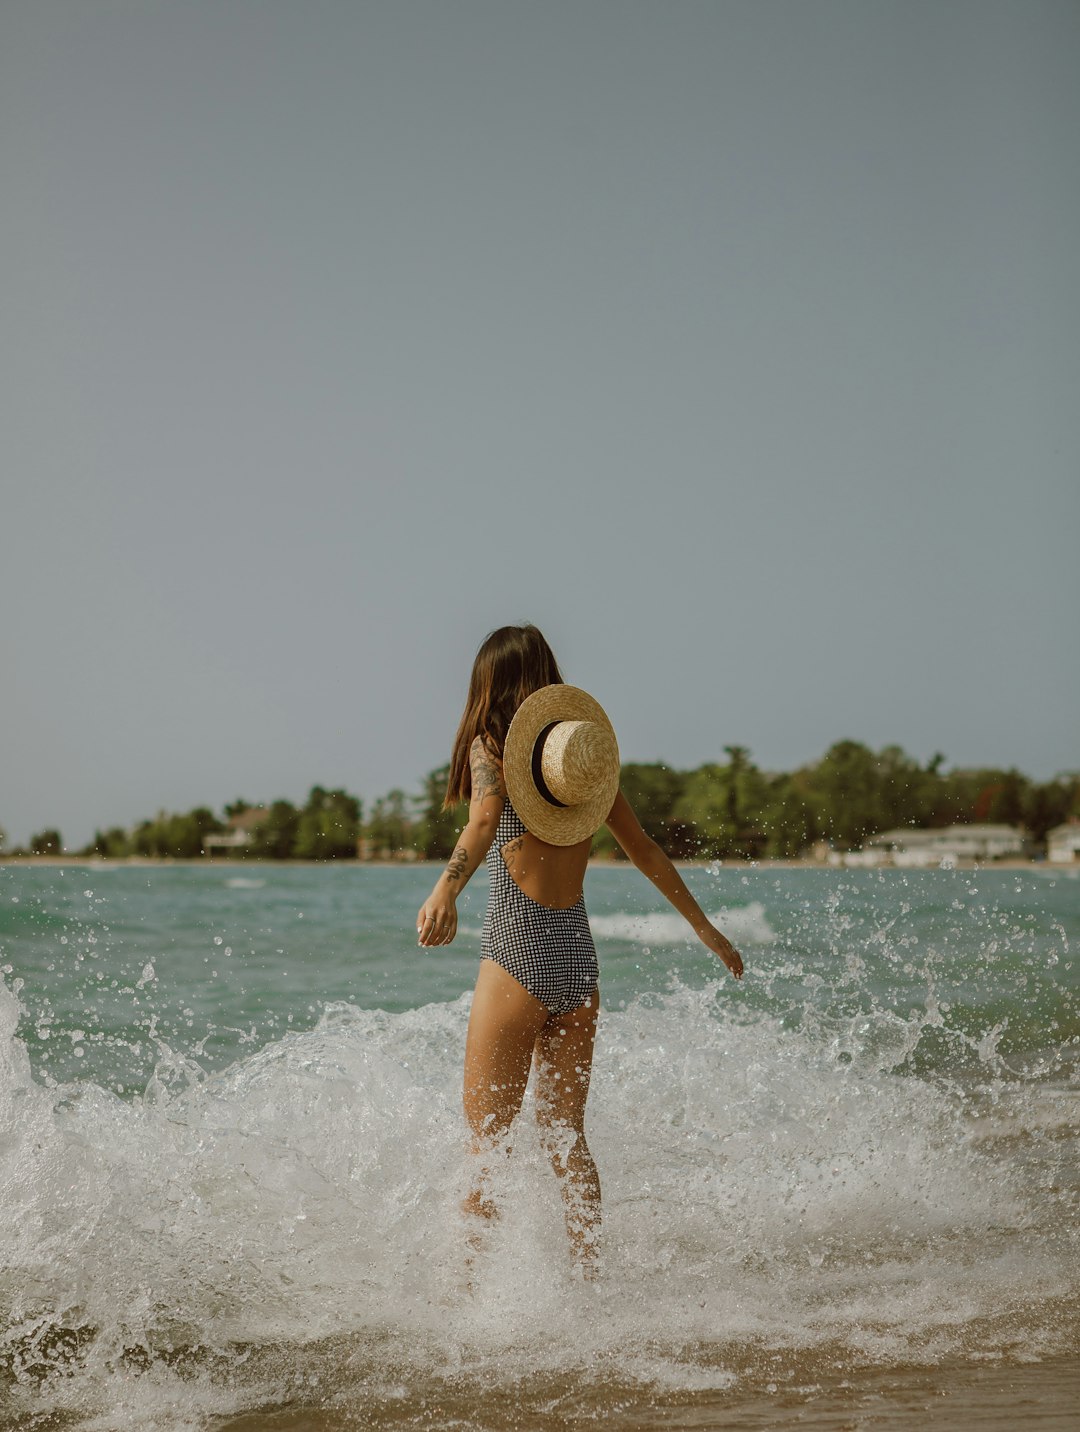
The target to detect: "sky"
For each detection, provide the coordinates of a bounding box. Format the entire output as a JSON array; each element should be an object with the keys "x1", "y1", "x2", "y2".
[{"x1": 2, "y1": 0, "x2": 1078, "y2": 850}]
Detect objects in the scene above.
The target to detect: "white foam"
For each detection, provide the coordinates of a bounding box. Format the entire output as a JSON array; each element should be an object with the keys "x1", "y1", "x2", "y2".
[
  {"x1": 590, "y1": 901, "x2": 775, "y2": 946},
  {"x1": 0, "y1": 974, "x2": 1074, "y2": 1426},
  {"x1": 461, "y1": 901, "x2": 774, "y2": 948}
]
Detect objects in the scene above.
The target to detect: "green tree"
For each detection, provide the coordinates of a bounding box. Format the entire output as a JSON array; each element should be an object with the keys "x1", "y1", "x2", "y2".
[
  {"x1": 131, "y1": 819, "x2": 161, "y2": 858},
  {"x1": 413, "y1": 766, "x2": 462, "y2": 860},
  {"x1": 983, "y1": 769, "x2": 1028, "y2": 826},
  {"x1": 672, "y1": 763, "x2": 731, "y2": 858},
  {"x1": 1023, "y1": 777, "x2": 1079, "y2": 846},
  {"x1": 671, "y1": 748, "x2": 767, "y2": 859},
  {"x1": 84, "y1": 826, "x2": 131, "y2": 858},
  {"x1": 30, "y1": 829, "x2": 63, "y2": 856},
  {"x1": 248, "y1": 800, "x2": 301, "y2": 859},
  {"x1": 724, "y1": 745, "x2": 746, "y2": 831},
  {"x1": 940, "y1": 767, "x2": 1030, "y2": 826},
  {"x1": 130, "y1": 807, "x2": 222, "y2": 858},
  {"x1": 163, "y1": 808, "x2": 223, "y2": 858},
  {"x1": 295, "y1": 786, "x2": 361, "y2": 860},
  {"x1": 873, "y1": 744, "x2": 932, "y2": 829},
  {"x1": 366, "y1": 789, "x2": 413, "y2": 859},
  {"x1": 804, "y1": 740, "x2": 888, "y2": 850},
  {"x1": 759, "y1": 771, "x2": 817, "y2": 858},
  {"x1": 907, "y1": 752, "x2": 954, "y2": 828}
]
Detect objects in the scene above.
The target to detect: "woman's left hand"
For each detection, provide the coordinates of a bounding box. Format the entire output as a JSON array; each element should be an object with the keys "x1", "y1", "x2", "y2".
[
  {"x1": 699, "y1": 923, "x2": 744, "y2": 980},
  {"x1": 416, "y1": 896, "x2": 458, "y2": 947}
]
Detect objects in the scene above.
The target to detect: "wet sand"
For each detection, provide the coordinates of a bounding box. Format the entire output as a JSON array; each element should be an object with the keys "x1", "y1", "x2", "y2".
[{"x1": 210, "y1": 1353, "x2": 1079, "y2": 1431}]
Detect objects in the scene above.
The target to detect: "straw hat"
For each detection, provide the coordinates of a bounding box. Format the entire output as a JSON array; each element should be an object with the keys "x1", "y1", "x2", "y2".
[{"x1": 502, "y1": 685, "x2": 621, "y2": 846}]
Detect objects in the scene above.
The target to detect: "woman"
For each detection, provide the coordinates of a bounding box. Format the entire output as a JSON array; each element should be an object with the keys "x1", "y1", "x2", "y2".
[{"x1": 417, "y1": 624, "x2": 743, "y2": 1274}]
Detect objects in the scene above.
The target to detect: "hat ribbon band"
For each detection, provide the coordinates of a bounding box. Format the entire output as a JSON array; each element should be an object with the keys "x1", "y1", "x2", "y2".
[{"x1": 531, "y1": 723, "x2": 569, "y2": 808}]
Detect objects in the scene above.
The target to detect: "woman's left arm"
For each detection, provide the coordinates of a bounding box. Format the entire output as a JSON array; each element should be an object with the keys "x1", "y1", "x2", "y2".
[
  {"x1": 416, "y1": 738, "x2": 505, "y2": 947},
  {"x1": 605, "y1": 791, "x2": 744, "y2": 979}
]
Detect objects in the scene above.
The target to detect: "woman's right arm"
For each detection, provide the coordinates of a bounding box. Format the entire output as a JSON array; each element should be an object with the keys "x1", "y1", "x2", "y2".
[
  {"x1": 604, "y1": 791, "x2": 744, "y2": 980},
  {"x1": 416, "y1": 737, "x2": 505, "y2": 948}
]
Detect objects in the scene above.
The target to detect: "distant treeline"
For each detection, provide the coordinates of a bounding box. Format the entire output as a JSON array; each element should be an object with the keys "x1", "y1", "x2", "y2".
[{"x1": 6, "y1": 741, "x2": 1078, "y2": 863}]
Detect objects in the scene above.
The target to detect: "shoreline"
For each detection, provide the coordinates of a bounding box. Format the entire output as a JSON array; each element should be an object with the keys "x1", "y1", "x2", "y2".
[
  {"x1": 205, "y1": 1350, "x2": 1080, "y2": 1432},
  {"x1": 1, "y1": 854, "x2": 1069, "y2": 872}
]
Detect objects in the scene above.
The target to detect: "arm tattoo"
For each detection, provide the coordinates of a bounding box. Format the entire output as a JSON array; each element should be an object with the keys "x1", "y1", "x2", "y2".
[
  {"x1": 470, "y1": 738, "x2": 504, "y2": 806},
  {"x1": 444, "y1": 845, "x2": 468, "y2": 884}
]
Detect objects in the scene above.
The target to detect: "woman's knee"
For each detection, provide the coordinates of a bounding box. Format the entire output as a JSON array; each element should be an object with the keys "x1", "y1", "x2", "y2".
[{"x1": 463, "y1": 1085, "x2": 518, "y2": 1144}]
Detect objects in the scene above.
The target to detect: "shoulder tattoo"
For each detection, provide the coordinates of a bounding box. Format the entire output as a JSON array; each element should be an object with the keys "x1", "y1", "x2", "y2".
[{"x1": 470, "y1": 737, "x2": 504, "y2": 805}]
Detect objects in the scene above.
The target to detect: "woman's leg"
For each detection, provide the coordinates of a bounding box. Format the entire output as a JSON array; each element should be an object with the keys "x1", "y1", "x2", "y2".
[
  {"x1": 462, "y1": 958, "x2": 550, "y2": 1222},
  {"x1": 534, "y1": 990, "x2": 601, "y2": 1274}
]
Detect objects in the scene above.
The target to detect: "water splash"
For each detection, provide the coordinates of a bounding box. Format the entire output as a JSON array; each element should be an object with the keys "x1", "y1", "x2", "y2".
[{"x1": 1, "y1": 967, "x2": 1075, "y2": 1428}]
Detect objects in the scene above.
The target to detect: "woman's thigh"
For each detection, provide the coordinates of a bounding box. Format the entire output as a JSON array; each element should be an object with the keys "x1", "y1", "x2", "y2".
[
  {"x1": 534, "y1": 989, "x2": 599, "y2": 1133},
  {"x1": 463, "y1": 958, "x2": 550, "y2": 1143}
]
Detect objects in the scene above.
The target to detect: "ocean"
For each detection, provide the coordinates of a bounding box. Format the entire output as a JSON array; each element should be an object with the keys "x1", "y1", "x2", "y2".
[{"x1": 1, "y1": 860, "x2": 1077, "y2": 1430}]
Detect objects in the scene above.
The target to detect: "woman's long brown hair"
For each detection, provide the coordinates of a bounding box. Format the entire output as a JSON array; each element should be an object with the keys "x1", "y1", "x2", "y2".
[{"x1": 444, "y1": 624, "x2": 564, "y2": 807}]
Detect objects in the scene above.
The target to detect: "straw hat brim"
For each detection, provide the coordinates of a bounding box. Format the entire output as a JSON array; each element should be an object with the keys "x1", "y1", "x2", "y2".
[{"x1": 502, "y1": 685, "x2": 621, "y2": 847}]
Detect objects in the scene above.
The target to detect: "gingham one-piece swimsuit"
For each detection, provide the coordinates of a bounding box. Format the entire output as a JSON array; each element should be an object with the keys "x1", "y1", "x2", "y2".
[{"x1": 481, "y1": 797, "x2": 599, "y2": 1015}]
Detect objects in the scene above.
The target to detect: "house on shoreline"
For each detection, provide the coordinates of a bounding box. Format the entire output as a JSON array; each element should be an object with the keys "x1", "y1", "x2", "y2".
[
  {"x1": 829, "y1": 823, "x2": 1027, "y2": 869},
  {"x1": 202, "y1": 807, "x2": 270, "y2": 856},
  {"x1": 1047, "y1": 823, "x2": 1080, "y2": 865}
]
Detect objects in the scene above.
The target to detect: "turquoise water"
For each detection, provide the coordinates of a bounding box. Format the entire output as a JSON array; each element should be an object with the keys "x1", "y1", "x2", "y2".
[
  {"x1": 2, "y1": 862, "x2": 1075, "y2": 1092},
  {"x1": 1, "y1": 861, "x2": 1078, "y2": 1430}
]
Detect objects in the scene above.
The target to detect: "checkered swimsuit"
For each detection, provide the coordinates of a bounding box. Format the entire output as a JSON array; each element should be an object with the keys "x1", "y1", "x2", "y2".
[{"x1": 481, "y1": 797, "x2": 599, "y2": 1015}]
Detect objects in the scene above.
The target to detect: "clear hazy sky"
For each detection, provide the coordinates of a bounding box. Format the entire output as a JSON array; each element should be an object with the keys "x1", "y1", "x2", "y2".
[{"x1": 2, "y1": 0, "x2": 1077, "y2": 849}]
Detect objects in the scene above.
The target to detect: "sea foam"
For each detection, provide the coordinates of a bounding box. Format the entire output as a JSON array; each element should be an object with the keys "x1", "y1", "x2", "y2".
[
  {"x1": 590, "y1": 901, "x2": 775, "y2": 946},
  {"x1": 1, "y1": 966, "x2": 1075, "y2": 1428}
]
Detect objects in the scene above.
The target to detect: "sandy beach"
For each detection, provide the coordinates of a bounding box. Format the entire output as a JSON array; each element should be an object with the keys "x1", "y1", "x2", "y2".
[{"x1": 207, "y1": 1348, "x2": 1080, "y2": 1431}]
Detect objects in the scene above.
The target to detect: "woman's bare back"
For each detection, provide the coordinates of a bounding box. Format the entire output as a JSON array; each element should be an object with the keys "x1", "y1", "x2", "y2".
[{"x1": 499, "y1": 829, "x2": 591, "y2": 909}]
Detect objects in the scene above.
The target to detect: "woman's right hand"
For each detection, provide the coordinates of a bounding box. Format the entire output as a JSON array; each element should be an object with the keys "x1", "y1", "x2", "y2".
[
  {"x1": 699, "y1": 924, "x2": 744, "y2": 980},
  {"x1": 417, "y1": 894, "x2": 458, "y2": 947}
]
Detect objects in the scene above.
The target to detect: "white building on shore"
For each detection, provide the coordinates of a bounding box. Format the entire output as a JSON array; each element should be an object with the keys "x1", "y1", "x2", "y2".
[
  {"x1": 1047, "y1": 823, "x2": 1080, "y2": 865},
  {"x1": 830, "y1": 823, "x2": 1026, "y2": 868},
  {"x1": 203, "y1": 807, "x2": 270, "y2": 856}
]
